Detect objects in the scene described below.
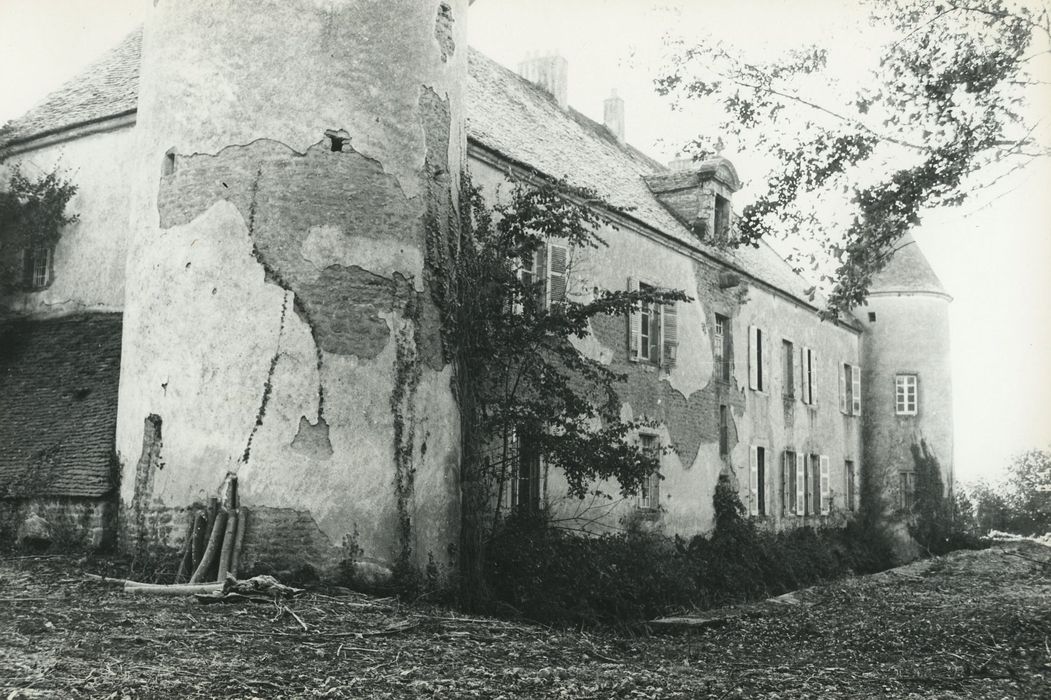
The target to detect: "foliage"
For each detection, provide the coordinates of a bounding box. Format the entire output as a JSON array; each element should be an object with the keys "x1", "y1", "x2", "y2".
[
  {"x1": 909, "y1": 440, "x2": 985, "y2": 554},
  {"x1": 0, "y1": 165, "x2": 79, "y2": 292},
  {"x1": 445, "y1": 173, "x2": 688, "y2": 608},
  {"x1": 656, "y1": 0, "x2": 1050, "y2": 315},
  {"x1": 484, "y1": 481, "x2": 900, "y2": 625},
  {"x1": 963, "y1": 447, "x2": 1051, "y2": 535}
]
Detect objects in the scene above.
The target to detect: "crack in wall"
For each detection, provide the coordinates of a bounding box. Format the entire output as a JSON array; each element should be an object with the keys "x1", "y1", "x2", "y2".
[{"x1": 241, "y1": 291, "x2": 290, "y2": 464}]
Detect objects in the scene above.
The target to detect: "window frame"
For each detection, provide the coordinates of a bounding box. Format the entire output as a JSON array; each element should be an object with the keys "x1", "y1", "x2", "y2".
[
  {"x1": 714, "y1": 313, "x2": 731, "y2": 382},
  {"x1": 21, "y1": 245, "x2": 54, "y2": 290},
  {"x1": 895, "y1": 374, "x2": 918, "y2": 415},
  {"x1": 637, "y1": 432, "x2": 661, "y2": 511},
  {"x1": 782, "y1": 339, "x2": 795, "y2": 399}
]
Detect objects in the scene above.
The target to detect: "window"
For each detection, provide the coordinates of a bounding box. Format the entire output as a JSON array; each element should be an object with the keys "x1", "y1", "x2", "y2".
[
  {"x1": 513, "y1": 436, "x2": 542, "y2": 514},
  {"x1": 714, "y1": 314, "x2": 731, "y2": 381},
  {"x1": 628, "y1": 278, "x2": 678, "y2": 367},
  {"x1": 900, "y1": 471, "x2": 915, "y2": 511},
  {"x1": 868, "y1": 311, "x2": 876, "y2": 323},
  {"x1": 638, "y1": 433, "x2": 661, "y2": 510},
  {"x1": 840, "y1": 363, "x2": 861, "y2": 415},
  {"x1": 845, "y1": 460, "x2": 856, "y2": 512},
  {"x1": 714, "y1": 194, "x2": 731, "y2": 241},
  {"x1": 801, "y1": 347, "x2": 816, "y2": 405},
  {"x1": 546, "y1": 243, "x2": 568, "y2": 307},
  {"x1": 749, "y1": 445, "x2": 766, "y2": 516},
  {"x1": 783, "y1": 450, "x2": 799, "y2": 515},
  {"x1": 719, "y1": 405, "x2": 729, "y2": 457},
  {"x1": 782, "y1": 340, "x2": 795, "y2": 398},
  {"x1": 803, "y1": 454, "x2": 830, "y2": 515},
  {"x1": 22, "y1": 246, "x2": 53, "y2": 290},
  {"x1": 748, "y1": 325, "x2": 766, "y2": 392},
  {"x1": 895, "y1": 374, "x2": 918, "y2": 415}
]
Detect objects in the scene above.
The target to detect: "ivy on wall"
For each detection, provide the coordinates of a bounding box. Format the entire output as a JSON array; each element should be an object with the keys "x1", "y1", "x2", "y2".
[{"x1": 0, "y1": 166, "x2": 78, "y2": 294}]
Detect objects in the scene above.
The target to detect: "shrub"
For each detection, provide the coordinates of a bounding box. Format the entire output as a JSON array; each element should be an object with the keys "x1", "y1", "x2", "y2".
[{"x1": 484, "y1": 482, "x2": 902, "y2": 625}]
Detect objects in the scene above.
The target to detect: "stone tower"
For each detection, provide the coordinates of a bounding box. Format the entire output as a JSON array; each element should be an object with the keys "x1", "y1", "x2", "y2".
[
  {"x1": 116, "y1": 0, "x2": 467, "y2": 574},
  {"x1": 858, "y1": 234, "x2": 954, "y2": 516}
]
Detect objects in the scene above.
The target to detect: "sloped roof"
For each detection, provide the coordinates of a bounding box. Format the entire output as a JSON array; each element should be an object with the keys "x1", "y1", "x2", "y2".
[
  {"x1": 869, "y1": 234, "x2": 950, "y2": 298},
  {"x1": 0, "y1": 30, "x2": 140, "y2": 146},
  {"x1": 0, "y1": 314, "x2": 122, "y2": 498},
  {"x1": 466, "y1": 50, "x2": 828, "y2": 309},
  {"x1": 1, "y1": 28, "x2": 830, "y2": 311}
]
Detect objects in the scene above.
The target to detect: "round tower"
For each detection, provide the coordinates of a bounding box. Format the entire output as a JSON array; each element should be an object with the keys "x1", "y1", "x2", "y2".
[
  {"x1": 116, "y1": 0, "x2": 467, "y2": 574},
  {"x1": 857, "y1": 234, "x2": 954, "y2": 519}
]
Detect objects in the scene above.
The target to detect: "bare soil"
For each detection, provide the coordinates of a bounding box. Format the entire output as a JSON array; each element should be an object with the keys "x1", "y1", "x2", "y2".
[{"x1": 1, "y1": 542, "x2": 1049, "y2": 698}]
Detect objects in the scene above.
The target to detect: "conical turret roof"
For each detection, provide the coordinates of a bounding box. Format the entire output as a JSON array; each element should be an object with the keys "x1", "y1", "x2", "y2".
[{"x1": 868, "y1": 234, "x2": 950, "y2": 299}]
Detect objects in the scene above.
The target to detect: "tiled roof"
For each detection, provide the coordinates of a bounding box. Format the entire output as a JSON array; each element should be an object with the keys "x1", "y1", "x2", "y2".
[
  {"x1": 0, "y1": 314, "x2": 122, "y2": 498},
  {"x1": 466, "y1": 50, "x2": 828, "y2": 308},
  {"x1": 0, "y1": 30, "x2": 140, "y2": 145},
  {"x1": 0, "y1": 29, "x2": 827, "y2": 309},
  {"x1": 868, "y1": 234, "x2": 950, "y2": 298}
]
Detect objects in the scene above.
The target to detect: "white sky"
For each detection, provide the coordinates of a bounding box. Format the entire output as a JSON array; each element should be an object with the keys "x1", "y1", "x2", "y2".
[{"x1": 1, "y1": 0, "x2": 1048, "y2": 483}]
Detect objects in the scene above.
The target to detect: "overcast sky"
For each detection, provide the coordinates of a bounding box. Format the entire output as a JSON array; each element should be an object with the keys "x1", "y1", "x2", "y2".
[{"x1": 2, "y1": 0, "x2": 1048, "y2": 483}]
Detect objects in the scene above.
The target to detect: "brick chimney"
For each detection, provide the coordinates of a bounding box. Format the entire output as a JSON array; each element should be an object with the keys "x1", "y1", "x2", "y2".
[
  {"x1": 518, "y1": 52, "x2": 568, "y2": 109},
  {"x1": 603, "y1": 89, "x2": 625, "y2": 142}
]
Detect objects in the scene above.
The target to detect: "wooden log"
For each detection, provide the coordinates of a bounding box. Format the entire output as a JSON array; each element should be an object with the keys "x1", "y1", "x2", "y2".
[
  {"x1": 230, "y1": 506, "x2": 249, "y2": 577},
  {"x1": 190, "y1": 510, "x2": 208, "y2": 569},
  {"x1": 189, "y1": 510, "x2": 227, "y2": 584},
  {"x1": 124, "y1": 581, "x2": 222, "y2": 595},
  {"x1": 175, "y1": 510, "x2": 196, "y2": 583},
  {"x1": 217, "y1": 509, "x2": 239, "y2": 582}
]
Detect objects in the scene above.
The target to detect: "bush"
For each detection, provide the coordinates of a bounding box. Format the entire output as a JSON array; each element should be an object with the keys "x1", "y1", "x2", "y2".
[{"x1": 484, "y1": 482, "x2": 901, "y2": 625}]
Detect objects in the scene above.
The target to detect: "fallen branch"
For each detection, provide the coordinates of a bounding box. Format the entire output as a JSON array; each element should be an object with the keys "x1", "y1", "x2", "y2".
[{"x1": 124, "y1": 581, "x2": 223, "y2": 595}]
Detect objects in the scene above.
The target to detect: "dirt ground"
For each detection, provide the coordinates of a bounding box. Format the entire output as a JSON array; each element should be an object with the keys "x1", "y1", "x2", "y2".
[{"x1": 1, "y1": 541, "x2": 1049, "y2": 699}]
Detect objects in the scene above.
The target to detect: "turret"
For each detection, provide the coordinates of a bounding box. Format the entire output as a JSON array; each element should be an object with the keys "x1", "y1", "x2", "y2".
[
  {"x1": 857, "y1": 234, "x2": 953, "y2": 521},
  {"x1": 116, "y1": 0, "x2": 467, "y2": 573}
]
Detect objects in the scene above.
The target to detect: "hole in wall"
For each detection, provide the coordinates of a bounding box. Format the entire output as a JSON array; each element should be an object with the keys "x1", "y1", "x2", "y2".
[
  {"x1": 325, "y1": 129, "x2": 350, "y2": 153},
  {"x1": 162, "y1": 149, "x2": 176, "y2": 176}
]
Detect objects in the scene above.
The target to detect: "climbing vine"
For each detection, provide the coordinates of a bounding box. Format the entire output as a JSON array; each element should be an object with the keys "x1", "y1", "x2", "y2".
[{"x1": 0, "y1": 165, "x2": 78, "y2": 293}]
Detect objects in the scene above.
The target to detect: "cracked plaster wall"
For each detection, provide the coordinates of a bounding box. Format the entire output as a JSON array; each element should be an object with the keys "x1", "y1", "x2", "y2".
[
  {"x1": 117, "y1": 0, "x2": 466, "y2": 573},
  {"x1": 470, "y1": 158, "x2": 863, "y2": 537},
  {"x1": 0, "y1": 127, "x2": 135, "y2": 317}
]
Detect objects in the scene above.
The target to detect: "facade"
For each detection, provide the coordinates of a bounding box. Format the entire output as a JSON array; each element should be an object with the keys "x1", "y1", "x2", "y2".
[{"x1": 0, "y1": 6, "x2": 952, "y2": 571}]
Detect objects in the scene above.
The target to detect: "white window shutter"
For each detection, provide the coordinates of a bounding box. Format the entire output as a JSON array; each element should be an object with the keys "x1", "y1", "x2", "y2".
[
  {"x1": 796, "y1": 452, "x2": 806, "y2": 515},
  {"x1": 761, "y1": 329, "x2": 770, "y2": 393},
  {"x1": 546, "y1": 243, "x2": 568, "y2": 306},
  {"x1": 748, "y1": 325, "x2": 759, "y2": 390},
  {"x1": 839, "y1": 363, "x2": 848, "y2": 414},
  {"x1": 851, "y1": 364, "x2": 862, "y2": 415},
  {"x1": 628, "y1": 277, "x2": 641, "y2": 361},
  {"x1": 819, "y1": 455, "x2": 831, "y2": 515},
  {"x1": 749, "y1": 446, "x2": 759, "y2": 516},
  {"x1": 661, "y1": 300, "x2": 678, "y2": 368}
]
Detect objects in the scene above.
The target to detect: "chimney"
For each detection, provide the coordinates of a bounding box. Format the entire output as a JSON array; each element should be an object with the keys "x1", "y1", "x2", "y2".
[
  {"x1": 603, "y1": 89, "x2": 625, "y2": 142},
  {"x1": 518, "y1": 52, "x2": 569, "y2": 109}
]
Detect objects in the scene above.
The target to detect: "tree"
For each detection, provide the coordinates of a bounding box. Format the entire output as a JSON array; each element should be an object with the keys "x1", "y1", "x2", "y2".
[
  {"x1": 963, "y1": 447, "x2": 1051, "y2": 534},
  {"x1": 656, "y1": 0, "x2": 1050, "y2": 314},
  {"x1": 440, "y1": 173, "x2": 688, "y2": 608}
]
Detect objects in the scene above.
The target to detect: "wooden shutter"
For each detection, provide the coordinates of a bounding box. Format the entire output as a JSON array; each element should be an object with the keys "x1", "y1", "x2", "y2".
[
  {"x1": 796, "y1": 452, "x2": 806, "y2": 515},
  {"x1": 546, "y1": 243, "x2": 568, "y2": 306},
  {"x1": 661, "y1": 300, "x2": 678, "y2": 368},
  {"x1": 628, "y1": 277, "x2": 640, "y2": 361},
  {"x1": 851, "y1": 364, "x2": 862, "y2": 415},
  {"x1": 808, "y1": 349, "x2": 817, "y2": 404},
  {"x1": 782, "y1": 452, "x2": 790, "y2": 516},
  {"x1": 748, "y1": 326, "x2": 759, "y2": 390},
  {"x1": 819, "y1": 455, "x2": 831, "y2": 515},
  {"x1": 800, "y1": 347, "x2": 810, "y2": 404},
  {"x1": 839, "y1": 363, "x2": 848, "y2": 414},
  {"x1": 749, "y1": 446, "x2": 759, "y2": 516}
]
